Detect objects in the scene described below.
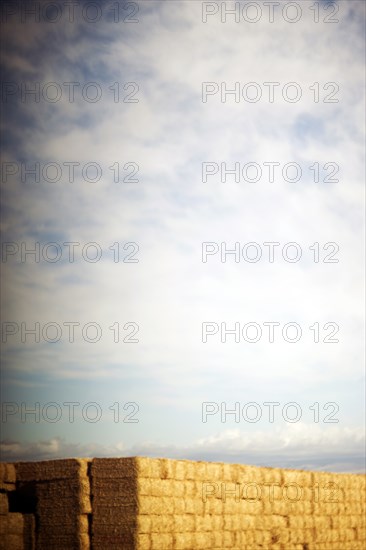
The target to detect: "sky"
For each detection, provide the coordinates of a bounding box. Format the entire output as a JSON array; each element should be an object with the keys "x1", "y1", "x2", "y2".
[{"x1": 0, "y1": 0, "x2": 365, "y2": 473}]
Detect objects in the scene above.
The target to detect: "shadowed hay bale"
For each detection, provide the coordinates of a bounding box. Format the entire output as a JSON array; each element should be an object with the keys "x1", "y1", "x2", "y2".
[
  {"x1": 91, "y1": 457, "x2": 137, "y2": 480},
  {"x1": 15, "y1": 459, "x2": 90, "y2": 482},
  {"x1": 0, "y1": 493, "x2": 9, "y2": 515},
  {"x1": 0, "y1": 533, "x2": 24, "y2": 550},
  {"x1": 0, "y1": 513, "x2": 24, "y2": 534},
  {"x1": 0, "y1": 463, "x2": 16, "y2": 484}
]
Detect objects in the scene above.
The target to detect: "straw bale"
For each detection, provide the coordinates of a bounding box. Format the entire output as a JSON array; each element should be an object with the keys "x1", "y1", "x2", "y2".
[
  {"x1": 35, "y1": 532, "x2": 90, "y2": 550},
  {"x1": 37, "y1": 508, "x2": 87, "y2": 527},
  {"x1": 211, "y1": 530, "x2": 223, "y2": 547},
  {"x1": 138, "y1": 495, "x2": 172, "y2": 515},
  {"x1": 0, "y1": 463, "x2": 16, "y2": 484},
  {"x1": 222, "y1": 462, "x2": 236, "y2": 482},
  {"x1": 236, "y1": 530, "x2": 255, "y2": 546},
  {"x1": 150, "y1": 458, "x2": 168, "y2": 479},
  {"x1": 134, "y1": 457, "x2": 163, "y2": 479},
  {"x1": 201, "y1": 498, "x2": 222, "y2": 515},
  {"x1": 261, "y1": 481, "x2": 283, "y2": 501},
  {"x1": 189, "y1": 461, "x2": 209, "y2": 481},
  {"x1": 289, "y1": 528, "x2": 314, "y2": 543},
  {"x1": 171, "y1": 480, "x2": 185, "y2": 498},
  {"x1": 147, "y1": 514, "x2": 174, "y2": 533},
  {"x1": 238, "y1": 499, "x2": 263, "y2": 515},
  {"x1": 211, "y1": 514, "x2": 224, "y2": 530},
  {"x1": 172, "y1": 514, "x2": 194, "y2": 532},
  {"x1": 253, "y1": 529, "x2": 272, "y2": 545},
  {"x1": 259, "y1": 514, "x2": 287, "y2": 529},
  {"x1": 0, "y1": 533, "x2": 23, "y2": 550},
  {"x1": 136, "y1": 514, "x2": 151, "y2": 533},
  {"x1": 136, "y1": 533, "x2": 151, "y2": 550},
  {"x1": 205, "y1": 462, "x2": 224, "y2": 482},
  {"x1": 183, "y1": 497, "x2": 203, "y2": 515},
  {"x1": 281, "y1": 468, "x2": 313, "y2": 487},
  {"x1": 222, "y1": 530, "x2": 235, "y2": 547},
  {"x1": 150, "y1": 532, "x2": 173, "y2": 549},
  {"x1": 92, "y1": 477, "x2": 138, "y2": 497},
  {"x1": 91, "y1": 519, "x2": 135, "y2": 535},
  {"x1": 159, "y1": 458, "x2": 176, "y2": 480},
  {"x1": 195, "y1": 513, "x2": 213, "y2": 531},
  {"x1": 184, "y1": 480, "x2": 197, "y2": 498},
  {"x1": 313, "y1": 501, "x2": 346, "y2": 515},
  {"x1": 148, "y1": 479, "x2": 175, "y2": 498},
  {"x1": 262, "y1": 499, "x2": 284, "y2": 515},
  {"x1": 15, "y1": 458, "x2": 89, "y2": 482},
  {"x1": 170, "y1": 461, "x2": 185, "y2": 481},
  {"x1": 184, "y1": 460, "x2": 197, "y2": 481},
  {"x1": 223, "y1": 513, "x2": 241, "y2": 530},
  {"x1": 313, "y1": 515, "x2": 333, "y2": 530},
  {"x1": 192, "y1": 531, "x2": 213, "y2": 549},
  {"x1": 173, "y1": 532, "x2": 193, "y2": 549},
  {"x1": 261, "y1": 466, "x2": 283, "y2": 484},
  {"x1": 20, "y1": 529, "x2": 36, "y2": 550},
  {"x1": 0, "y1": 493, "x2": 9, "y2": 515},
  {"x1": 331, "y1": 514, "x2": 357, "y2": 529},
  {"x1": 91, "y1": 457, "x2": 137, "y2": 479},
  {"x1": 340, "y1": 527, "x2": 358, "y2": 541},
  {"x1": 0, "y1": 513, "x2": 24, "y2": 534}
]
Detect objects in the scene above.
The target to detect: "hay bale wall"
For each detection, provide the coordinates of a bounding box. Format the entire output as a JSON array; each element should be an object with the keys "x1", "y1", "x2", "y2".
[
  {"x1": 0, "y1": 457, "x2": 364, "y2": 549},
  {"x1": 91, "y1": 457, "x2": 366, "y2": 550},
  {"x1": 0, "y1": 463, "x2": 35, "y2": 550}
]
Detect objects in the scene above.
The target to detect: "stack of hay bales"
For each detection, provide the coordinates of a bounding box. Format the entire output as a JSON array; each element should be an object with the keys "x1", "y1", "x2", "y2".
[
  {"x1": 15, "y1": 459, "x2": 91, "y2": 550},
  {"x1": 311, "y1": 469, "x2": 366, "y2": 550},
  {"x1": 90, "y1": 457, "x2": 366, "y2": 550},
  {"x1": 91, "y1": 457, "x2": 138, "y2": 549},
  {"x1": 91, "y1": 457, "x2": 285, "y2": 550},
  {"x1": 1, "y1": 457, "x2": 365, "y2": 549},
  {"x1": 0, "y1": 463, "x2": 35, "y2": 550}
]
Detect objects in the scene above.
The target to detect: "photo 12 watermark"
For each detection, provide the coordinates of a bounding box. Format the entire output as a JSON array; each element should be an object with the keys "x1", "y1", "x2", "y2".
[
  {"x1": 1, "y1": 241, "x2": 140, "y2": 263},
  {"x1": 201, "y1": 2, "x2": 340, "y2": 25},
  {"x1": 202, "y1": 161, "x2": 340, "y2": 183},
  {"x1": 1, "y1": 401, "x2": 140, "y2": 423},
  {"x1": 1, "y1": 161, "x2": 140, "y2": 184},
  {"x1": 202, "y1": 81, "x2": 340, "y2": 103},
  {"x1": 202, "y1": 481, "x2": 341, "y2": 503},
  {"x1": 1, "y1": 1, "x2": 140, "y2": 24},
  {"x1": 201, "y1": 401, "x2": 340, "y2": 423},
  {"x1": 1, "y1": 321, "x2": 140, "y2": 343},
  {"x1": 201, "y1": 321, "x2": 340, "y2": 343},
  {"x1": 201, "y1": 242, "x2": 340, "y2": 263},
  {"x1": 1, "y1": 81, "x2": 139, "y2": 104}
]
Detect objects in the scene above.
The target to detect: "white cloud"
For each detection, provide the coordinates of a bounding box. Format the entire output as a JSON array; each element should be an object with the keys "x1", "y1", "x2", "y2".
[{"x1": 1, "y1": 0, "x2": 364, "y2": 468}]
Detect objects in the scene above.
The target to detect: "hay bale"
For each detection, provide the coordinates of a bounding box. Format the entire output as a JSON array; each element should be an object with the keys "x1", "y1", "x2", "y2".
[
  {"x1": 0, "y1": 533, "x2": 23, "y2": 550},
  {"x1": 192, "y1": 531, "x2": 213, "y2": 549},
  {"x1": 0, "y1": 493, "x2": 9, "y2": 515},
  {"x1": 172, "y1": 514, "x2": 194, "y2": 532},
  {"x1": 150, "y1": 532, "x2": 173, "y2": 549},
  {"x1": 0, "y1": 513, "x2": 24, "y2": 535},
  {"x1": 0, "y1": 463, "x2": 16, "y2": 484},
  {"x1": 136, "y1": 533, "x2": 151, "y2": 549},
  {"x1": 173, "y1": 532, "x2": 193, "y2": 549},
  {"x1": 91, "y1": 457, "x2": 137, "y2": 479},
  {"x1": 15, "y1": 459, "x2": 90, "y2": 482}
]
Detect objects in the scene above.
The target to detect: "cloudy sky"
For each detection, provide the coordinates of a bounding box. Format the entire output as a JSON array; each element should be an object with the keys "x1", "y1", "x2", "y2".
[{"x1": 0, "y1": 0, "x2": 365, "y2": 473}]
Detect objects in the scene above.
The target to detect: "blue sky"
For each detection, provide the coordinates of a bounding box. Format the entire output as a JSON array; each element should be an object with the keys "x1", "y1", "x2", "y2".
[{"x1": 0, "y1": 0, "x2": 365, "y2": 473}]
